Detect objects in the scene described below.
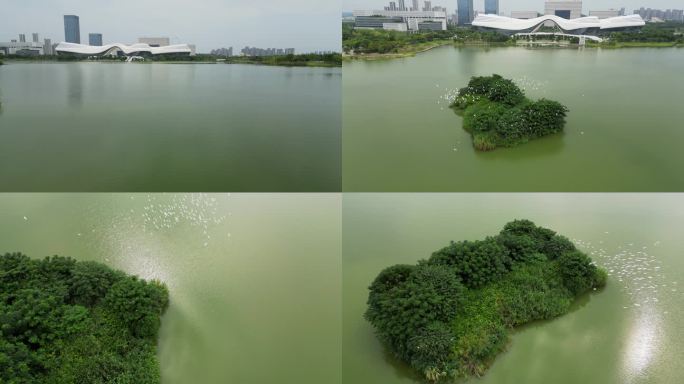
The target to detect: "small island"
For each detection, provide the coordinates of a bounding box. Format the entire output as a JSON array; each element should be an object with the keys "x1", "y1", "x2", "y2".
[
  {"x1": 451, "y1": 75, "x2": 569, "y2": 151},
  {"x1": 0, "y1": 253, "x2": 169, "y2": 383},
  {"x1": 365, "y1": 220, "x2": 606, "y2": 382}
]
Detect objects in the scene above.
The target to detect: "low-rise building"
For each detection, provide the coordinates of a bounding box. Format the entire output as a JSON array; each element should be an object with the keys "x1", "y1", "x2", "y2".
[
  {"x1": 353, "y1": 10, "x2": 448, "y2": 31},
  {"x1": 511, "y1": 11, "x2": 539, "y2": 20},
  {"x1": 589, "y1": 10, "x2": 620, "y2": 19},
  {"x1": 138, "y1": 37, "x2": 170, "y2": 47},
  {"x1": 0, "y1": 41, "x2": 44, "y2": 55}
]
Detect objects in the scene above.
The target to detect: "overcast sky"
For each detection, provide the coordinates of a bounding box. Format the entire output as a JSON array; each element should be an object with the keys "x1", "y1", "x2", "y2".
[
  {"x1": 343, "y1": 0, "x2": 683, "y2": 15},
  {"x1": 2, "y1": 0, "x2": 341, "y2": 53}
]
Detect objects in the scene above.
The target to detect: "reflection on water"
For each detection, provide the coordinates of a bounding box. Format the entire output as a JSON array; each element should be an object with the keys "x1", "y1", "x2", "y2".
[
  {"x1": 0, "y1": 193, "x2": 342, "y2": 384},
  {"x1": 342, "y1": 194, "x2": 684, "y2": 384},
  {"x1": 623, "y1": 304, "x2": 662, "y2": 383},
  {"x1": 575, "y1": 238, "x2": 674, "y2": 383},
  {"x1": 0, "y1": 63, "x2": 341, "y2": 191},
  {"x1": 67, "y1": 63, "x2": 83, "y2": 107}
]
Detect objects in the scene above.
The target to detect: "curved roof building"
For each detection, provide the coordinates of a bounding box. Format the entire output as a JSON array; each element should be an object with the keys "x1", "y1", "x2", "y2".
[
  {"x1": 473, "y1": 14, "x2": 645, "y2": 33},
  {"x1": 55, "y1": 42, "x2": 191, "y2": 56}
]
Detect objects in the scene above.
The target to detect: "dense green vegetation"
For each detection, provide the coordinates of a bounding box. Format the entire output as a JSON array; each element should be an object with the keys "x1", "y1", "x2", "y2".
[
  {"x1": 343, "y1": 23, "x2": 514, "y2": 56},
  {"x1": 343, "y1": 23, "x2": 454, "y2": 55},
  {"x1": 365, "y1": 220, "x2": 606, "y2": 382},
  {"x1": 0, "y1": 53, "x2": 341, "y2": 67},
  {"x1": 451, "y1": 74, "x2": 568, "y2": 151},
  {"x1": 0, "y1": 253, "x2": 169, "y2": 383},
  {"x1": 607, "y1": 22, "x2": 684, "y2": 44},
  {"x1": 221, "y1": 53, "x2": 342, "y2": 67}
]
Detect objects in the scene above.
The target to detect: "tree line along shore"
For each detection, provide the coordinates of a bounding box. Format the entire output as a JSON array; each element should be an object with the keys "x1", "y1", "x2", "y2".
[
  {"x1": 343, "y1": 22, "x2": 684, "y2": 59},
  {"x1": 0, "y1": 52, "x2": 342, "y2": 67}
]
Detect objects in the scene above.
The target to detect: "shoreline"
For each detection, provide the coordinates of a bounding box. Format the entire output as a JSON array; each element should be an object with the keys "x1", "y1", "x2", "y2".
[
  {"x1": 344, "y1": 40, "x2": 683, "y2": 61},
  {"x1": 344, "y1": 39, "x2": 453, "y2": 61},
  {"x1": 0, "y1": 59, "x2": 340, "y2": 68}
]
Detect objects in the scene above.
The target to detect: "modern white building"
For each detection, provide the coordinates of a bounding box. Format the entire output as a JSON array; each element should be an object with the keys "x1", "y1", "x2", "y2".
[
  {"x1": 472, "y1": 14, "x2": 645, "y2": 38},
  {"x1": 353, "y1": 10, "x2": 448, "y2": 31},
  {"x1": 55, "y1": 42, "x2": 192, "y2": 56}
]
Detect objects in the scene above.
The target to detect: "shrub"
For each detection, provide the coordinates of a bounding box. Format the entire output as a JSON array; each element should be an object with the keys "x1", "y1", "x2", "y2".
[
  {"x1": 0, "y1": 253, "x2": 168, "y2": 383},
  {"x1": 366, "y1": 220, "x2": 606, "y2": 381},
  {"x1": 557, "y1": 251, "x2": 599, "y2": 295},
  {"x1": 428, "y1": 237, "x2": 511, "y2": 288},
  {"x1": 451, "y1": 75, "x2": 568, "y2": 150},
  {"x1": 68, "y1": 261, "x2": 125, "y2": 306},
  {"x1": 365, "y1": 264, "x2": 465, "y2": 360},
  {"x1": 406, "y1": 322, "x2": 456, "y2": 380},
  {"x1": 542, "y1": 235, "x2": 576, "y2": 260},
  {"x1": 105, "y1": 277, "x2": 169, "y2": 338}
]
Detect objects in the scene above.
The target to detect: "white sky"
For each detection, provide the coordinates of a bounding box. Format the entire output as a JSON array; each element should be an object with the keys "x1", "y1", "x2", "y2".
[
  {"x1": 1, "y1": 0, "x2": 342, "y2": 53},
  {"x1": 343, "y1": 0, "x2": 683, "y2": 14}
]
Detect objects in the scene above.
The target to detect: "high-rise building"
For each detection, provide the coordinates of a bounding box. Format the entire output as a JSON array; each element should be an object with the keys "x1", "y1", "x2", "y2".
[
  {"x1": 89, "y1": 33, "x2": 103, "y2": 46},
  {"x1": 19, "y1": 34, "x2": 26, "y2": 43},
  {"x1": 485, "y1": 0, "x2": 499, "y2": 15},
  {"x1": 43, "y1": 38, "x2": 53, "y2": 55},
  {"x1": 457, "y1": 0, "x2": 474, "y2": 25},
  {"x1": 412, "y1": 0, "x2": 419, "y2": 11},
  {"x1": 398, "y1": 0, "x2": 406, "y2": 11},
  {"x1": 633, "y1": 7, "x2": 683, "y2": 22},
  {"x1": 32, "y1": 33, "x2": 39, "y2": 43},
  {"x1": 423, "y1": 1, "x2": 432, "y2": 12},
  {"x1": 64, "y1": 15, "x2": 80, "y2": 44}
]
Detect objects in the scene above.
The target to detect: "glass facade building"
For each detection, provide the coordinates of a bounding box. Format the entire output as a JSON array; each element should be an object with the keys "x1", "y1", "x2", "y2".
[
  {"x1": 485, "y1": 0, "x2": 499, "y2": 15},
  {"x1": 89, "y1": 33, "x2": 103, "y2": 46},
  {"x1": 64, "y1": 15, "x2": 80, "y2": 44},
  {"x1": 457, "y1": 0, "x2": 474, "y2": 25}
]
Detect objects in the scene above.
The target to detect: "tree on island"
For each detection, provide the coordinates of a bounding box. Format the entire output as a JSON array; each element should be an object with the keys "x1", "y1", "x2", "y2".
[
  {"x1": 365, "y1": 220, "x2": 606, "y2": 382},
  {"x1": 451, "y1": 74, "x2": 569, "y2": 151},
  {"x1": 0, "y1": 253, "x2": 168, "y2": 383}
]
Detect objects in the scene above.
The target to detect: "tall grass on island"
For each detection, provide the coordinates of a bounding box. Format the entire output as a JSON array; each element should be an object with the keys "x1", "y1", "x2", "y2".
[
  {"x1": 0, "y1": 253, "x2": 169, "y2": 383},
  {"x1": 365, "y1": 220, "x2": 607, "y2": 382},
  {"x1": 451, "y1": 74, "x2": 569, "y2": 151}
]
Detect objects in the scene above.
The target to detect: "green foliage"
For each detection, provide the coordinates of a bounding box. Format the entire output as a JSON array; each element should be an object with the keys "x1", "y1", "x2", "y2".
[
  {"x1": 557, "y1": 251, "x2": 602, "y2": 295},
  {"x1": 451, "y1": 75, "x2": 569, "y2": 151},
  {"x1": 220, "y1": 53, "x2": 342, "y2": 67},
  {"x1": 342, "y1": 23, "x2": 456, "y2": 54},
  {"x1": 0, "y1": 253, "x2": 168, "y2": 383},
  {"x1": 608, "y1": 22, "x2": 683, "y2": 43},
  {"x1": 428, "y1": 238, "x2": 511, "y2": 288},
  {"x1": 366, "y1": 221, "x2": 606, "y2": 382},
  {"x1": 365, "y1": 264, "x2": 465, "y2": 375},
  {"x1": 104, "y1": 277, "x2": 169, "y2": 338}
]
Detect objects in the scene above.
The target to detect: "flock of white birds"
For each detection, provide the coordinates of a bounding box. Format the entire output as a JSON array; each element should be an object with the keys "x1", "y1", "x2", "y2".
[{"x1": 573, "y1": 237, "x2": 678, "y2": 312}]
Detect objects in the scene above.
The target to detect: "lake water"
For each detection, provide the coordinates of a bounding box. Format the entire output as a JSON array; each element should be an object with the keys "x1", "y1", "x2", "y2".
[
  {"x1": 0, "y1": 193, "x2": 342, "y2": 383},
  {"x1": 0, "y1": 63, "x2": 341, "y2": 192},
  {"x1": 343, "y1": 194, "x2": 684, "y2": 384},
  {"x1": 343, "y1": 46, "x2": 684, "y2": 191}
]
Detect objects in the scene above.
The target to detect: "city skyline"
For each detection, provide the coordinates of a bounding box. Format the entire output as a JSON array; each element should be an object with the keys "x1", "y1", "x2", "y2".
[
  {"x1": 1, "y1": 0, "x2": 340, "y2": 53},
  {"x1": 343, "y1": 0, "x2": 684, "y2": 15}
]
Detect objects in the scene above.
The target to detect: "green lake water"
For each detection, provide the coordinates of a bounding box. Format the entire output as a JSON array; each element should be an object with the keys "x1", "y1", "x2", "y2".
[
  {"x1": 0, "y1": 63, "x2": 341, "y2": 192},
  {"x1": 0, "y1": 193, "x2": 342, "y2": 383},
  {"x1": 343, "y1": 194, "x2": 684, "y2": 384},
  {"x1": 343, "y1": 46, "x2": 684, "y2": 191}
]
